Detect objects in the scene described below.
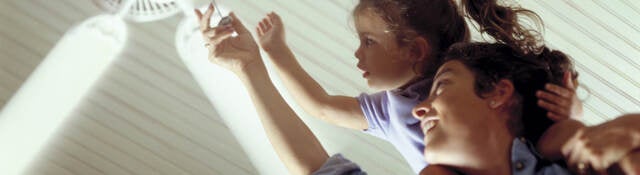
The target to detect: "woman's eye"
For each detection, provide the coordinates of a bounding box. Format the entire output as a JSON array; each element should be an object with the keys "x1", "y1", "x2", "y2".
[
  {"x1": 435, "y1": 86, "x2": 444, "y2": 96},
  {"x1": 432, "y1": 81, "x2": 447, "y2": 96}
]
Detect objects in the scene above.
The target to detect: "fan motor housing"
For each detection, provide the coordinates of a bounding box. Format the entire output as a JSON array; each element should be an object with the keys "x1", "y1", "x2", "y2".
[{"x1": 93, "y1": 0, "x2": 181, "y2": 22}]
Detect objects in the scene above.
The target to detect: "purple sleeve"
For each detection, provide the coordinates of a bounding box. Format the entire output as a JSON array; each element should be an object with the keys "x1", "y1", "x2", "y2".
[
  {"x1": 312, "y1": 154, "x2": 367, "y2": 175},
  {"x1": 356, "y1": 92, "x2": 389, "y2": 139}
]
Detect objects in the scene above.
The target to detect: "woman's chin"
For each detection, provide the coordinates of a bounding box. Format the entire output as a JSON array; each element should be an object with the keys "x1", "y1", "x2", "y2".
[
  {"x1": 423, "y1": 137, "x2": 446, "y2": 164},
  {"x1": 423, "y1": 149, "x2": 438, "y2": 164}
]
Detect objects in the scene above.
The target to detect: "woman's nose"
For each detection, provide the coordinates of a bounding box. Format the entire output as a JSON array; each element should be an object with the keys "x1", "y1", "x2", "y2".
[{"x1": 412, "y1": 103, "x2": 431, "y2": 120}]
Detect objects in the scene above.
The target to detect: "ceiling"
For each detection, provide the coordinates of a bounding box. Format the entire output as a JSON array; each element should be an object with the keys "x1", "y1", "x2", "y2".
[{"x1": 0, "y1": 0, "x2": 638, "y2": 174}]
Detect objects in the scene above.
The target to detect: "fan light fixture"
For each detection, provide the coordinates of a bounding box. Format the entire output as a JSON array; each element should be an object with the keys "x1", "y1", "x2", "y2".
[
  {"x1": 0, "y1": 14, "x2": 128, "y2": 175},
  {"x1": 93, "y1": 0, "x2": 181, "y2": 22},
  {"x1": 0, "y1": 1, "x2": 135, "y2": 174}
]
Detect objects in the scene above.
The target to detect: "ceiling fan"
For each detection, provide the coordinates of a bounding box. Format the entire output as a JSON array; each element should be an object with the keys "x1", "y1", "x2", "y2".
[{"x1": 0, "y1": 0, "x2": 287, "y2": 174}]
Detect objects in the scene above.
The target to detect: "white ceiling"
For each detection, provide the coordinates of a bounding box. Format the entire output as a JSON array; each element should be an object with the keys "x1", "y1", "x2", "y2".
[{"x1": 0, "y1": 0, "x2": 639, "y2": 174}]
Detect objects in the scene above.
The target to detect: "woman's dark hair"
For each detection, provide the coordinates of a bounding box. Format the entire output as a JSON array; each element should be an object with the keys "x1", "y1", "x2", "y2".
[
  {"x1": 353, "y1": 0, "x2": 470, "y2": 76},
  {"x1": 443, "y1": 42, "x2": 575, "y2": 144},
  {"x1": 447, "y1": 0, "x2": 578, "y2": 143}
]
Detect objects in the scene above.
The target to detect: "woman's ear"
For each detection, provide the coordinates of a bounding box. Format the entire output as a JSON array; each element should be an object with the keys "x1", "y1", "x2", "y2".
[
  {"x1": 488, "y1": 79, "x2": 515, "y2": 109},
  {"x1": 410, "y1": 37, "x2": 430, "y2": 63}
]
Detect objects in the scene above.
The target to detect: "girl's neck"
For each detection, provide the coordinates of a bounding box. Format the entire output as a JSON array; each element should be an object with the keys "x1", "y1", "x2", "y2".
[{"x1": 397, "y1": 75, "x2": 425, "y2": 90}]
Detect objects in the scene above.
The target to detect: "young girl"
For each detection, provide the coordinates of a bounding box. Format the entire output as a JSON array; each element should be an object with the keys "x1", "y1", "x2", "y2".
[{"x1": 253, "y1": 0, "x2": 581, "y2": 172}]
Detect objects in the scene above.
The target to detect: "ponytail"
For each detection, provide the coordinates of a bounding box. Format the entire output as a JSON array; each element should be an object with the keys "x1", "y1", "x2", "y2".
[
  {"x1": 460, "y1": 0, "x2": 544, "y2": 54},
  {"x1": 459, "y1": 0, "x2": 579, "y2": 86}
]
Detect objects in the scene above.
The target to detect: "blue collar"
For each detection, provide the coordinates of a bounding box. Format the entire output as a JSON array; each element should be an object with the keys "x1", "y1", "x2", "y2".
[{"x1": 510, "y1": 138, "x2": 571, "y2": 175}]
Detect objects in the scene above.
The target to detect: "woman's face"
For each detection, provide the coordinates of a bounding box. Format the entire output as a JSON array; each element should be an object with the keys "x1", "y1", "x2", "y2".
[
  {"x1": 354, "y1": 9, "x2": 417, "y2": 90},
  {"x1": 411, "y1": 60, "x2": 497, "y2": 164}
]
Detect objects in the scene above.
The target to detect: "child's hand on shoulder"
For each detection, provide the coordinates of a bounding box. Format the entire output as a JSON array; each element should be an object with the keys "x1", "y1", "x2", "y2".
[
  {"x1": 562, "y1": 115, "x2": 640, "y2": 173},
  {"x1": 256, "y1": 12, "x2": 287, "y2": 52},
  {"x1": 536, "y1": 71, "x2": 583, "y2": 121}
]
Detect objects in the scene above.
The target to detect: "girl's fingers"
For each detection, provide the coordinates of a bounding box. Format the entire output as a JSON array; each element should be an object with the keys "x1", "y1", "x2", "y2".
[
  {"x1": 563, "y1": 71, "x2": 576, "y2": 90},
  {"x1": 567, "y1": 143, "x2": 584, "y2": 169},
  {"x1": 545, "y1": 83, "x2": 573, "y2": 98},
  {"x1": 263, "y1": 18, "x2": 272, "y2": 30},
  {"x1": 569, "y1": 140, "x2": 599, "y2": 174},
  {"x1": 573, "y1": 127, "x2": 635, "y2": 172},
  {"x1": 538, "y1": 99, "x2": 568, "y2": 117},
  {"x1": 256, "y1": 26, "x2": 263, "y2": 37},
  {"x1": 260, "y1": 18, "x2": 269, "y2": 31},
  {"x1": 259, "y1": 20, "x2": 267, "y2": 33},
  {"x1": 269, "y1": 12, "x2": 282, "y2": 25},
  {"x1": 537, "y1": 90, "x2": 570, "y2": 106}
]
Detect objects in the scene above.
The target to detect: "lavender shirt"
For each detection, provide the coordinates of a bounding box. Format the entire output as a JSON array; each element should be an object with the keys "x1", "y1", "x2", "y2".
[{"x1": 356, "y1": 79, "x2": 432, "y2": 173}]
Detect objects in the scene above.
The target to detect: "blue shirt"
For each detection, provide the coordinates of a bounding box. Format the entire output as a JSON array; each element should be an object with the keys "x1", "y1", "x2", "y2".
[
  {"x1": 312, "y1": 138, "x2": 572, "y2": 175},
  {"x1": 356, "y1": 79, "x2": 432, "y2": 173}
]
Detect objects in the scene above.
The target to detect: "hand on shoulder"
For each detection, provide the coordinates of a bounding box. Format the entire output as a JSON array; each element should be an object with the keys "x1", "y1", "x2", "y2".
[{"x1": 562, "y1": 114, "x2": 640, "y2": 173}]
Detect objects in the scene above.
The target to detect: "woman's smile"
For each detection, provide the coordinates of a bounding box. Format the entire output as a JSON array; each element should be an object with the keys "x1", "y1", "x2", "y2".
[{"x1": 420, "y1": 117, "x2": 439, "y2": 136}]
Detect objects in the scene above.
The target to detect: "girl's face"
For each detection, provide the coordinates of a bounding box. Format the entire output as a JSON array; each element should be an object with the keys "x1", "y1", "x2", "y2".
[
  {"x1": 411, "y1": 60, "x2": 498, "y2": 165},
  {"x1": 354, "y1": 10, "x2": 418, "y2": 91}
]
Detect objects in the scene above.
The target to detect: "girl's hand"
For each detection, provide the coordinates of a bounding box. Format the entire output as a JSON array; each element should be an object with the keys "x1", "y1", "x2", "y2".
[
  {"x1": 195, "y1": 4, "x2": 261, "y2": 73},
  {"x1": 562, "y1": 116, "x2": 640, "y2": 174},
  {"x1": 536, "y1": 71, "x2": 583, "y2": 121},
  {"x1": 256, "y1": 12, "x2": 286, "y2": 52}
]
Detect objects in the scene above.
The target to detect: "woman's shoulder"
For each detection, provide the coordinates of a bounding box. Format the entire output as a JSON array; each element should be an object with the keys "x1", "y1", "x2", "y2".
[
  {"x1": 511, "y1": 138, "x2": 571, "y2": 175},
  {"x1": 312, "y1": 154, "x2": 367, "y2": 175}
]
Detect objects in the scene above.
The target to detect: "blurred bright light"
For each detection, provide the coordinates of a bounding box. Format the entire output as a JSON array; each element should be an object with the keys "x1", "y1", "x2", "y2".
[
  {"x1": 174, "y1": 9, "x2": 288, "y2": 175},
  {"x1": 0, "y1": 14, "x2": 127, "y2": 175}
]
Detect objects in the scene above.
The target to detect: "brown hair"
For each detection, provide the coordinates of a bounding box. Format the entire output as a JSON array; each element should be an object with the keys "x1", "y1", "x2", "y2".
[
  {"x1": 444, "y1": 0, "x2": 578, "y2": 143},
  {"x1": 353, "y1": 0, "x2": 470, "y2": 76},
  {"x1": 352, "y1": 0, "x2": 551, "y2": 82},
  {"x1": 444, "y1": 43, "x2": 575, "y2": 144},
  {"x1": 456, "y1": 0, "x2": 579, "y2": 99},
  {"x1": 460, "y1": 0, "x2": 545, "y2": 54}
]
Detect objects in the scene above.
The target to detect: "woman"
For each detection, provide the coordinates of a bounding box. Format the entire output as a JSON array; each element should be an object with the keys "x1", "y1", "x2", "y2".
[
  {"x1": 409, "y1": 42, "x2": 640, "y2": 174},
  {"x1": 409, "y1": 43, "x2": 574, "y2": 174}
]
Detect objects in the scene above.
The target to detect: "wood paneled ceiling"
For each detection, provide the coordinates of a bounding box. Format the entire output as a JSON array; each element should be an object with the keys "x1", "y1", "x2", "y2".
[{"x1": 0, "y1": 0, "x2": 638, "y2": 174}]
